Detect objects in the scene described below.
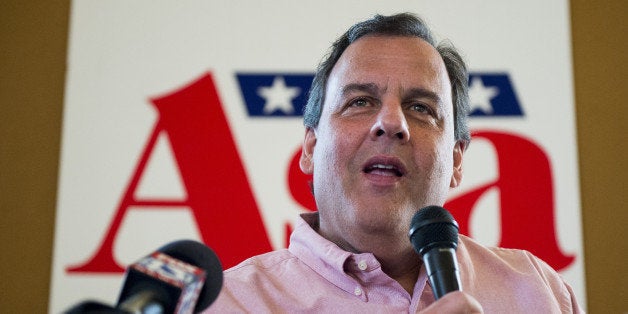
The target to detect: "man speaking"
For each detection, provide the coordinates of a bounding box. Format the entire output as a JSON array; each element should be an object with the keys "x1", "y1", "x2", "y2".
[{"x1": 205, "y1": 13, "x2": 582, "y2": 313}]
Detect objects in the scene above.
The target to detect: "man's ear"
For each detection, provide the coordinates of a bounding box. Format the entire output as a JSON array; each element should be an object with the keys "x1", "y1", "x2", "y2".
[
  {"x1": 299, "y1": 128, "x2": 316, "y2": 174},
  {"x1": 450, "y1": 141, "x2": 465, "y2": 188}
]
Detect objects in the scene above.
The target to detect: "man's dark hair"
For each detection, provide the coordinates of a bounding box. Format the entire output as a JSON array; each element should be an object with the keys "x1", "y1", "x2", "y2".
[{"x1": 303, "y1": 13, "x2": 471, "y2": 146}]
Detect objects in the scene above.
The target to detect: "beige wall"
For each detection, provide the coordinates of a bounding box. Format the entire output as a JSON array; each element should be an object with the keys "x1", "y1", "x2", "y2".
[{"x1": 1, "y1": 1, "x2": 625, "y2": 312}]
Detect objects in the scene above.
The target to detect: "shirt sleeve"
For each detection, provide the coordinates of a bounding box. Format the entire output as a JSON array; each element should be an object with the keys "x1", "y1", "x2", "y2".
[{"x1": 522, "y1": 250, "x2": 585, "y2": 313}]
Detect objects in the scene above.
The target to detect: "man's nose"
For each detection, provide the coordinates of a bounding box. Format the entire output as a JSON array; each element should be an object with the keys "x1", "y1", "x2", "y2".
[{"x1": 369, "y1": 103, "x2": 410, "y2": 142}]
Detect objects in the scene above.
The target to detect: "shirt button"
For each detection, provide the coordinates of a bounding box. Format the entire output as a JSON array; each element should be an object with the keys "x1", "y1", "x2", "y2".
[
  {"x1": 354, "y1": 287, "x2": 363, "y2": 296},
  {"x1": 358, "y1": 260, "x2": 368, "y2": 271}
]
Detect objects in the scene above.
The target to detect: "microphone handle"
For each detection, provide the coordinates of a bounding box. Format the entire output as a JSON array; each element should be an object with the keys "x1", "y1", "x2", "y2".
[{"x1": 423, "y1": 247, "x2": 462, "y2": 299}]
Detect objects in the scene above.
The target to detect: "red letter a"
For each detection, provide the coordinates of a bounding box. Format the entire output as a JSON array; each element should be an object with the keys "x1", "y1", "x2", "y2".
[
  {"x1": 445, "y1": 130, "x2": 574, "y2": 271},
  {"x1": 67, "y1": 73, "x2": 272, "y2": 273}
]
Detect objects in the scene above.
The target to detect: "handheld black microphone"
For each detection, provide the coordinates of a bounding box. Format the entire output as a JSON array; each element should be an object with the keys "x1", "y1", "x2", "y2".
[
  {"x1": 116, "y1": 239, "x2": 223, "y2": 313},
  {"x1": 408, "y1": 206, "x2": 461, "y2": 300}
]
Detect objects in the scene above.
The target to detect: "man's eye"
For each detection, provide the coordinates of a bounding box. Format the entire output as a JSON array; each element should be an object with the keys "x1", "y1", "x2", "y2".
[
  {"x1": 351, "y1": 98, "x2": 369, "y2": 107},
  {"x1": 409, "y1": 103, "x2": 431, "y2": 114}
]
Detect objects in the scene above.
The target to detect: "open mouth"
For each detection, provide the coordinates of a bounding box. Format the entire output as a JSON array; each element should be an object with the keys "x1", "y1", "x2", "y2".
[{"x1": 363, "y1": 157, "x2": 406, "y2": 177}]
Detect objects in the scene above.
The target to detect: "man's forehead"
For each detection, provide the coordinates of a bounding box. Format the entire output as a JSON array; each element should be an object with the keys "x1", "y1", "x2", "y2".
[
  {"x1": 342, "y1": 35, "x2": 439, "y2": 60},
  {"x1": 328, "y1": 36, "x2": 450, "y2": 97},
  {"x1": 333, "y1": 36, "x2": 445, "y2": 76}
]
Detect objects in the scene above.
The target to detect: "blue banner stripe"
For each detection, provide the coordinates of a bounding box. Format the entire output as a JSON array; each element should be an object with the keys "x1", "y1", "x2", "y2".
[{"x1": 237, "y1": 73, "x2": 523, "y2": 118}]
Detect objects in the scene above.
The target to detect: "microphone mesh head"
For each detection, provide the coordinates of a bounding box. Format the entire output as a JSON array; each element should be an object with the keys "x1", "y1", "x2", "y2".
[
  {"x1": 408, "y1": 206, "x2": 459, "y2": 256},
  {"x1": 159, "y1": 240, "x2": 223, "y2": 313}
]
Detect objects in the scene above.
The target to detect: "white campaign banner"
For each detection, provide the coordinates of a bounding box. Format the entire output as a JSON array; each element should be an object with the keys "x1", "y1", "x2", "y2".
[{"x1": 50, "y1": 0, "x2": 585, "y2": 312}]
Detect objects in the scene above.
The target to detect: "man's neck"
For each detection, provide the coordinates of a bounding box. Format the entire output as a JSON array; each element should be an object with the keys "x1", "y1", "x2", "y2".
[
  {"x1": 316, "y1": 217, "x2": 422, "y2": 295},
  {"x1": 377, "y1": 249, "x2": 422, "y2": 295}
]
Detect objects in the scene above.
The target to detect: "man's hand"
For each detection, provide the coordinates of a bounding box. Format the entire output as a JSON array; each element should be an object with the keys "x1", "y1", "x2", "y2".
[{"x1": 420, "y1": 291, "x2": 483, "y2": 313}]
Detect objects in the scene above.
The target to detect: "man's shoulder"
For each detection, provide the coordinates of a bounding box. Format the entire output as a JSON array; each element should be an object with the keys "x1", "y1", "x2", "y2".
[
  {"x1": 460, "y1": 234, "x2": 539, "y2": 261},
  {"x1": 457, "y1": 235, "x2": 582, "y2": 312},
  {"x1": 458, "y1": 234, "x2": 562, "y2": 280},
  {"x1": 226, "y1": 249, "x2": 294, "y2": 272}
]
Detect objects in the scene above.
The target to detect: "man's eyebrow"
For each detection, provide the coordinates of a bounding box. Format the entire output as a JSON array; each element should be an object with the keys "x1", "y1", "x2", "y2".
[
  {"x1": 405, "y1": 88, "x2": 442, "y2": 104},
  {"x1": 340, "y1": 83, "x2": 381, "y2": 97},
  {"x1": 341, "y1": 83, "x2": 443, "y2": 104}
]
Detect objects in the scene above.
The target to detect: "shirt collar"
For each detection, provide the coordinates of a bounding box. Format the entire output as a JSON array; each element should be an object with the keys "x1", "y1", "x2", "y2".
[
  {"x1": 289, "y1": 212, "x2": 355, "y2": 276},
  {"x1": 288, "y1": 212, "x2": 405, "y2": 301}
]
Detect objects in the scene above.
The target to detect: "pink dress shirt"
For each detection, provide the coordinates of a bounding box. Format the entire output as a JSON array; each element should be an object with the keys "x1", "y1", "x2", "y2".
[{"x1": 205, "y1": 212, "x2": 582, "y2": 313}]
